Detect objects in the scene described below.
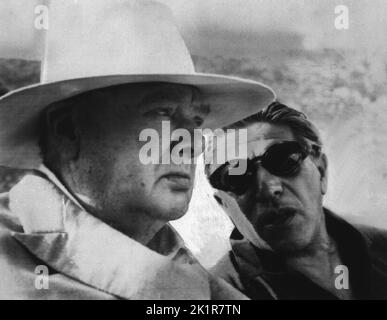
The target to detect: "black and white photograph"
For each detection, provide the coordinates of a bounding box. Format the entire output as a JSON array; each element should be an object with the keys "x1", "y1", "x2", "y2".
[{"x1": 0, "y1": 0, "x2": 387, "y2": 305}]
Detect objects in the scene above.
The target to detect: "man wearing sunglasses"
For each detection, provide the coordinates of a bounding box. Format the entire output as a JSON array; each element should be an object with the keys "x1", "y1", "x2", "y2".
[{"x1": 206, "y1": 102, "x2": 387, "y2": 300}]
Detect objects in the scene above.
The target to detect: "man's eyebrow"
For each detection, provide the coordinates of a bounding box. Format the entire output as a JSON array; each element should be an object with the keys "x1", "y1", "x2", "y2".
[
  {"x1": 191, "y1": 88, "x2": 210, "y2": 115},
  {"x1": 139, "y1": 87, "x2": 211, "y2": 115},
  {"x1": 139, "y1": 89, "x2": 182, "y2": 106},
  {"x1": 192, "y1": 101, "x2": 211, "y2": 115}
]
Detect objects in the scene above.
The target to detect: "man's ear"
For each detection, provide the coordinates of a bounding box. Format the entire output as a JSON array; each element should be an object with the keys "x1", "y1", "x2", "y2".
[
  {"x1": 316, "y1": 153, "x2": 328, "y2": 195},
  {"x1": 46, "y1": 106, "x2": 80, "y2": 161}
]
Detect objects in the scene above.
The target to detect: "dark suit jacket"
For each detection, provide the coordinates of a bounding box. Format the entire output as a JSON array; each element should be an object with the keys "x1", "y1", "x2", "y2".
[{"x1": 212, "y1": 209, "x2": 387, "y2": 299}]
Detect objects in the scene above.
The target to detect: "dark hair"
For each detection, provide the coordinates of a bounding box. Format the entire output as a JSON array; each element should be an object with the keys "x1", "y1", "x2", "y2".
[
  {"x1": 204, "y1": 101, "x2": 322, "y2": 178},
  {"x1": 228, "y1": 101, "x2": 322, "y2": 146},
  {"x1": 0, "y1": 81, "x2": 9, "y2": 97},
  {"x1": 38, "y1": 101, "x2": 75, "y2": 168},
  {"x1": 38, "y1": 83, "x2": 120, "y2": 168}
]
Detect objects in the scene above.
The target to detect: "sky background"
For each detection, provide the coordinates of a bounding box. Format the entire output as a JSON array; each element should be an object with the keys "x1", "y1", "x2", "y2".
[{"x1": 1, "y1": 0, "x2": 387, "y2": 60}]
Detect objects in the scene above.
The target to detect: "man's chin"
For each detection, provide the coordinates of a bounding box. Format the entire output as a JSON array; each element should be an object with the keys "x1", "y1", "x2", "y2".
[
  {"x1": 151, "y1": 181, "x2": 193, "y2": 210},
  {"x1": 260, "y1": 230, "x2": 312, "y2": 255},
  {"x1": 256, "y1": 213, "x2": 308, "y2": 252},
  {"x1": 152, "y1": 194, "x2": 191, "y2": 221},
  {"x1": 156, "y1": 206, "x2": 188, "y2": 221}
]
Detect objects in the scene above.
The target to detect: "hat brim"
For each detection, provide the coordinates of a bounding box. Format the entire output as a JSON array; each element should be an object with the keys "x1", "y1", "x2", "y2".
[{"x1": 0, "y1": 73, "x2": 275, "y2": 169}]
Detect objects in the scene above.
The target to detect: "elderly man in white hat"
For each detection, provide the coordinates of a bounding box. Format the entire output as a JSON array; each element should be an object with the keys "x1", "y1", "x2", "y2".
[{"x1": 0, "y1": 0, "x2": 275, "y2": 299}]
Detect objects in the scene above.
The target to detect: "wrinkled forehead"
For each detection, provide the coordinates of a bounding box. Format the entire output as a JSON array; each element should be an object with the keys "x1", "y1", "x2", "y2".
[
  {"x1": 205, "y1": 122, "x2": 296, "y2": 175},
  {"x1": 245, "y1": 122, "x2": 295, "y2": 141},
  {"x1": 137, "y1": 83, "x2": 200, "y2": 104},
  {"x1": 246, "y1": 122, "x2": 296, "y2": 155},
  {"x1": 114, "y1": 82, "x2": 202, "y2": 108},
  {"x1": 137, "y1": 83, "x2": 209, "y2": 116},
  {"x1": 70, "y1": 82, "x2": 206, "y2": 116}
]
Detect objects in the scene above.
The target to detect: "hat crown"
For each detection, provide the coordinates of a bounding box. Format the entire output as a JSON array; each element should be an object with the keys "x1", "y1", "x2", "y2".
[{"x1": 42, "y1": 0, "x2": 195, "y2": 83}]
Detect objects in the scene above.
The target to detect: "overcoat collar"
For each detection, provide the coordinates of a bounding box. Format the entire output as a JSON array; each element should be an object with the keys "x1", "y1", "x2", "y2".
[{"x1": 8, "y1": 167, "x2": 211, "y2": 299}]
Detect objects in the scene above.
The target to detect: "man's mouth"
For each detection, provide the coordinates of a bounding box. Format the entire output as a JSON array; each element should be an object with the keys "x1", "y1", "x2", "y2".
[
  {"x1": 260, "y1": 207, "x2": 297, "y2": 229},
  {"x1": 161, "y1": 172, "x2": 192, "y2": 191}
]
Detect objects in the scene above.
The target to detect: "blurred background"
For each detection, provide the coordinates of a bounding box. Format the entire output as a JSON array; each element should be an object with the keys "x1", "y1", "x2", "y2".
[{"x1": 1, "y1": 0, "x2": 386, "y2": 267}]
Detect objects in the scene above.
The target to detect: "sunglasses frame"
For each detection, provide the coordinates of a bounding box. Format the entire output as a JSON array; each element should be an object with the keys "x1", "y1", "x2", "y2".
[{"x1": 209, "y1": 140, "x2": 321, "y2": 195}]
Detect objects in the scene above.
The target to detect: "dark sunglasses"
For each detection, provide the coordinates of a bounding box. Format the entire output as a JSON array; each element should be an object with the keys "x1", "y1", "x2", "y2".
[{"x1": 209, "y1": 141, "x2": 319, "y2": 195}]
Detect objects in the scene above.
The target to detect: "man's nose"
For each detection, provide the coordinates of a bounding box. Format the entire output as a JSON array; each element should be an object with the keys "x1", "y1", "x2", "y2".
[
  {"x1": 169, "y1": 127, "x2": 204, "y2": 162},
  {"x1": 170, "y1": 116, "x2": 204, "y2": 159},
  {"x1": 254, "y1": 166, "x2": 283, "y2": 200}
]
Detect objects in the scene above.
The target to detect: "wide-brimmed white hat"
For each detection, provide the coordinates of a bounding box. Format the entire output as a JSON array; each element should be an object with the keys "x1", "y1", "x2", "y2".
[{"x1": 0, "y1": 0, "x2": 275, "y2": 169}]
